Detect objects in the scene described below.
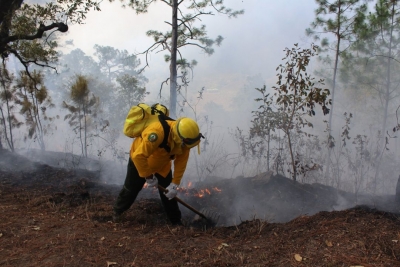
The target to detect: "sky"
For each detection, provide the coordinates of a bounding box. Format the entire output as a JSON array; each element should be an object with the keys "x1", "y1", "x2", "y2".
[{"x1": 64, "y1": 0, "x2": 318, "y2": 111}]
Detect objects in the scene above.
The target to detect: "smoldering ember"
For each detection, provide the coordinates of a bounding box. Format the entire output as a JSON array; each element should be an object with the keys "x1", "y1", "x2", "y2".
[{"x1": 1, "y1": 148, "x2": 400, "y2": 267}]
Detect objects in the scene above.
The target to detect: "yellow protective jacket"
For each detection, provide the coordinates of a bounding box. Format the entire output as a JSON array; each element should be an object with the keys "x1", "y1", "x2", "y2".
[{"x1": 130, "y1": 120, "x2": 190, "y2": 185}]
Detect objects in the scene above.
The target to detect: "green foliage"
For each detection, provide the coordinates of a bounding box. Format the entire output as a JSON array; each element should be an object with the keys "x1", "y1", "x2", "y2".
[
  {"x1": 340, "y1": 0, "x2": 400, "y2": 133},
  {"x1": 45, "y1": 46, "x2": 148, "y2": 130},
  {"x1": 1, "y1": 0, "x2": 101, "y2": 70},
  {"x1": 70, "y1": 75, "x2": 90, "y2": 103},
  {"x1": 273, "y1": 44, "x2": 330, "y2": 180},
  {"x1": 0, "y1": 64, "x2": 21, "y2": 151},
  {"x1": 89, "y1": 45, "x2": 148, "y2": 120},
  {"x1": 63, "y1": 75, "x2": 101, "y2": 157},
  {"x1": 115, "y1": 74, "x2": 147, "y2": 105},
  {"x1": 93, "y1": 45, "x2": 144, "y2": 81},
  {"x1": 108, "y1": 73, "x2": 148, "y2": 126},
  {"x1": 307, "y1": 0, "x2": 368, "y2": 49},
  {"x1": 306, "y1": 0, "x2": 368, "y2": 136},
  {"x1": 14, "y1": 70, "x2": 56, "y2": 150},
  {"x1": 0, "y1": 0, "x2": 101, "y2": 151},
  {"x1": 45, "y1": 48, "x2": 104, "y2": 102},
  {"x1": 273, "y1": 44, "x2": 330, "y2": 119},
  {"x1": 251, "y1": 87, "x2": 279, "y2": 135},
  {"x1": 248, "y1": 86, "x2": 282, "y2": 172},
  {"x1": 339, "y1": 0, "x2": 400, "y2": 191},
  {"x1": 237, "y1": 45, "x2": 331, "y2": 181}
]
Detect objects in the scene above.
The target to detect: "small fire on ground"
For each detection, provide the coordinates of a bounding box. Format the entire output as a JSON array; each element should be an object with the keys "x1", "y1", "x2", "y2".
[
  {"x1": 144, "y1": 181, "x2": 222, "y2": 198},
  {"x1": 178, "y1": 181, "x2": 222, "y2": 198}
]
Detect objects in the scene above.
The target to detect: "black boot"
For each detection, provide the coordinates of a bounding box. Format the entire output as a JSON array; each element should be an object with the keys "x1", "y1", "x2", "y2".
[
  {"x1": 112, "y1": 211, "x2": 122, "y2": 223},
  {"x1": 171, "y1": 219, "x2": 183, "y2": 226}
]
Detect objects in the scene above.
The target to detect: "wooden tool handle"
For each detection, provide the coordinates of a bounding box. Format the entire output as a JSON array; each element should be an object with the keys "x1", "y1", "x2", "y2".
[{"x1": 158, "y1": 184, "x2": 208, "y2": 220}]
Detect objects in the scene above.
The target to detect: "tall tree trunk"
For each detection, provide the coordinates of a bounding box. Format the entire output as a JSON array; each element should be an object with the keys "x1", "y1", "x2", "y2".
[
  {"x1": 169, "y1": 0, "x2": 178, "y2": 118},
  {"x1": 372, "y1": 2, "x2": 396, "y2": 193},
  {"x1": 0, "y1": 70, "x2": 14, "y2": 152},
  {"x1": 5, "y1": 93, "x2": 14, "y2": 152},
  {"x1": 382, "y1": 2, "x2": 395, "y2": 135},
  {"x1": 78, "y1": 108, "x2": 84, "y2": 157},
  {"x1": 0, "y1": 107, "x2": 12, "y2": 151},
  {"x1": 328, "y1": 35, "x2": 340, "y2": 131},
  {"x1": 31, "y1": 88, "x2": 45, "y2": 151},
  {"x1": 326, "y1": 4, "x2": 341, "y2": 182}
]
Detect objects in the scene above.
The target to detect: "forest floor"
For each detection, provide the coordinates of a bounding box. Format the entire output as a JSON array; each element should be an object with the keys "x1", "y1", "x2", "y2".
[{"x1": 1, "y1": 149, "x2": 400, "y2": 267}]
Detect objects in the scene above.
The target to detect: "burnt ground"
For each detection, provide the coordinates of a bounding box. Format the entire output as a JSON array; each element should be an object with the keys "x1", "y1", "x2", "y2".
[{"x1": 1, "y1": 149, "x2": 400, "y2": 266}]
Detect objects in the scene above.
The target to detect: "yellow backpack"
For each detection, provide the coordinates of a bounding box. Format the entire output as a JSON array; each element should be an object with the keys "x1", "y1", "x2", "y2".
[{"x1": 123, "y1": 103, "x2": 174, "y2": 152}]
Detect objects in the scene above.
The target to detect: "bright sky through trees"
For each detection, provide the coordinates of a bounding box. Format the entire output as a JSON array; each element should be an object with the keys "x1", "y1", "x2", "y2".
[{"x1": 65, "y1": 0, "x2": 317, "y2": 102}]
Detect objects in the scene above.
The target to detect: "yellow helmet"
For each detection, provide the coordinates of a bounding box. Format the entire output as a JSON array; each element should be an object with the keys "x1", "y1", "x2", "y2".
[{"x1": 176, "y1": 117, "x2": 204, "y2": 148}]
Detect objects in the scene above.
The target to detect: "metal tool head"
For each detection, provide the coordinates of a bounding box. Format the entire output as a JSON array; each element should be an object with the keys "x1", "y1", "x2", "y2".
[{"x1": 191, "y1": 208, "x2": 220, "y2": 229}]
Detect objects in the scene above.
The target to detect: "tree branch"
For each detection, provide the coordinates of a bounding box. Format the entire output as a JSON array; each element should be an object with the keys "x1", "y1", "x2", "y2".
[
  {"x1": 2, "y1": 22, "x2": 68, "y2": 45},
  {"x1": 178, "y1": 42, "x2": 208, "y2": 51},
  {"x1": 8, "y1": 47, "x2": 56, "y2": 76},
  {"x1": 0, "y1": 0, "x2": 24, "y2": 26},
  {"x1": 159, "y1": 77, "x2": 169, "y2": 98},
  {"x1": 161, "y1": 0, "x2": 172, "y2": 7},
  {"x1": 136, "y1": 41, "x2": 165, "y2": 74},
  {"x1": 178, "y1": 11, "x2": 212, "y2": 27}
]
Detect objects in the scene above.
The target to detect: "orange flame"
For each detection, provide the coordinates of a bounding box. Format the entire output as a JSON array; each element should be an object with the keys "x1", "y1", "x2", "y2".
[
  {"x1": 145, "y1": 181, "x2": 222, "y2": 198},
  {"x1": 195, "y1": 190, "x2": 205, "y2": 198}
]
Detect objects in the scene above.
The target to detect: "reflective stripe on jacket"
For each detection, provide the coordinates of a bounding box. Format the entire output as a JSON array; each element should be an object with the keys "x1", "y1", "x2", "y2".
[{"x1": 130, "y1": 120, "x2": 190, "y2": 185}]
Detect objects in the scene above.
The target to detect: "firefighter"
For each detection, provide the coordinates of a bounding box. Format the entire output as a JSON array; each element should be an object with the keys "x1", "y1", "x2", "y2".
[{"x1": 113, "y1": 117, "x2": 203, "y2": 225}]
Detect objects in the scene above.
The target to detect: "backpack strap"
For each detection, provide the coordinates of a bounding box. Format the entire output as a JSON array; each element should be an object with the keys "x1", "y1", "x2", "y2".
[
  {"x1": 148, "y1": 104, "x2": 175, "y2": 154},
  {"x1": 158, "y1": 114, "x2": 175, "y2": 153}
]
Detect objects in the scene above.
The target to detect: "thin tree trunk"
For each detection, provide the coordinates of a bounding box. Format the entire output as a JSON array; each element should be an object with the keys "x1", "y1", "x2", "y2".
[
  {"x1": 373, "y1": 2, "x2": 396, "y2": 193},
  {"x1": 325, "y1": 4, "x2": 342, "y2": 182},
  {"x1": 267, "y1": 128, "x2": 270, "y2": 172},
  {"x1": 382, "y1": 2, "x2": 395, "y2": 135},
  {"x1": 0, "y1": 72, "x2": 13, "y2": 151},
  {"x1": 29, "y1": 88, "x2": 45, "y2": 151},
  {"x1": 289, "y1": 77, "x2": 298, "y2": 181},
  {"x1": 0, "y1": 107, "x2": 11, "y2": 151},
  {"x1": 78, "y1": 108, "x2": 84, "y2": 157},
  {"x1": 287, "y1": 130, "x2": 296, "y2": 181},
  {"x1": 5, "y1": 92, "x2": 13, "y2": 152},
  {"x1": 169, "y1": 0, "x2": 178, "y2": 118},
  {"x1": 84, "y1": 104, "x2": 87, "y2": 158},
  {"x1": 329, "y1": 7, "x2": 341, "y2": 124},
  {"x1": 34, "y1": 95, "x2": 45, "y2": 151}
]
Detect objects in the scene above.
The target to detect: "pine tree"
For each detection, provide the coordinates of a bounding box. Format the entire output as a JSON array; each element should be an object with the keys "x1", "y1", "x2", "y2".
[
  {"x1": 15, "y1": 70, "x2": 56, "y2": 151},
  {"x1": 118, "y1": 0, "x2": 243, "y2": 117},
  {"x1": 306, "y1": 0, "x2": 368, "y2": 140},
  {"x1": 63, "y1": 75, "x2": 99, "y2": 157},
  {"x1": 0, "y1": 64, "x2": 21, "y2": 151}
]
